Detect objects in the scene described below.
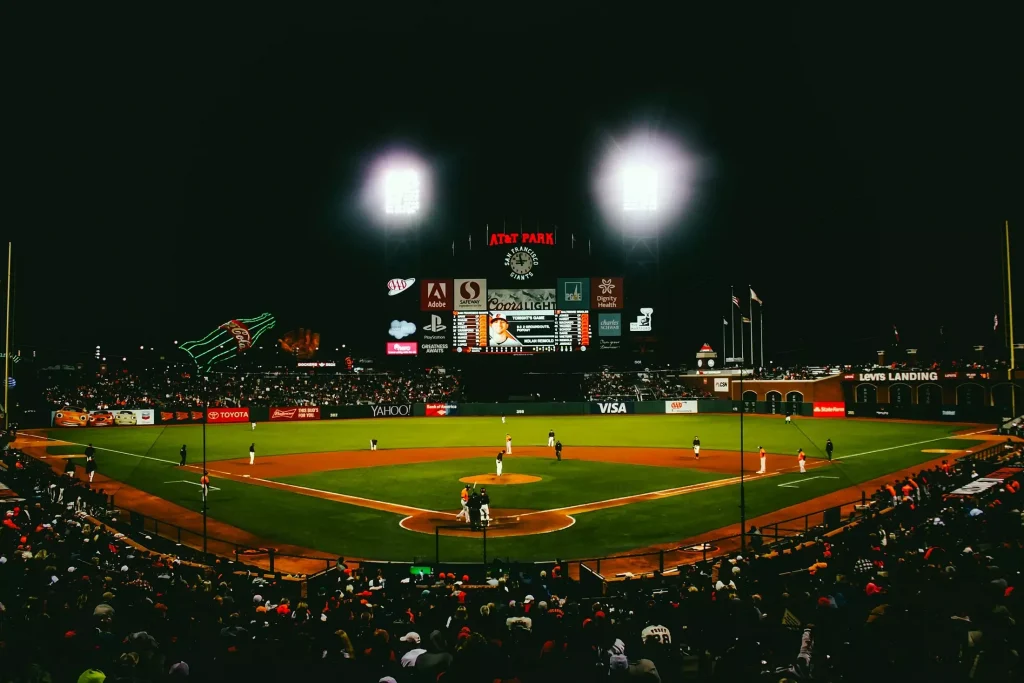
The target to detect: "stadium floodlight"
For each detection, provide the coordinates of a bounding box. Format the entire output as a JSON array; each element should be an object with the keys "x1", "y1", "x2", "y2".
[
  {"x1": 384, "y1": 169, "x2": 420, "y2": 215},
  {"x1": 593, "y1": 127, "x2": 697, "y2": 232},
  {"x1": 622, "y1": 164, "x2": 658, "y2": 212}
]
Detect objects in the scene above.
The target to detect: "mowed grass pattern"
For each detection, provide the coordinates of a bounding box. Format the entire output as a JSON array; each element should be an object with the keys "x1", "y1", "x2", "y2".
[
  {"x1": 28, "y1": 415, "x2": 988, "y2": 561},
  {"x1": 278, "y1": 458, "x2": 726, "y2": 511}
]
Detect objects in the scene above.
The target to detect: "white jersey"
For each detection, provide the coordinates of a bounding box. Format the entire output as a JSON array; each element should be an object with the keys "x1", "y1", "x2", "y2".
[{"x1": 641, "y1": 624, "x2": 672, "y2": 645}]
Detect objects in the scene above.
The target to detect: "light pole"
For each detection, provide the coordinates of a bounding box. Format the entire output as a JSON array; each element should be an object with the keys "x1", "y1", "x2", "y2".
[
  {"x1": 739, "y1": 369, "x2": 746, "y2": 553},
  {"x1": 202, "y1": 373, "x2": 208, "y2": 554}
]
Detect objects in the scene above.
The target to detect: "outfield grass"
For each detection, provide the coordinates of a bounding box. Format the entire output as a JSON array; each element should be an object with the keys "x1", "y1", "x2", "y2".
[
  {"x1": 278, "y1": 458, "x2": 726, "y2": 511},
  {"x1": 29, "y1": 416, "x2": 988, "y2": 562}
]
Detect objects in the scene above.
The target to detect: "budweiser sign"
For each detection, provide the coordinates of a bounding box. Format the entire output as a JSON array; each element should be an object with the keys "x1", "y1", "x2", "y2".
[
  {"x1": 219, "y1": 319, "x2": 253, "y2": 351},
  {"x1": 270, "y1": 406, "x2": 320, "y2": 421},
  {"x1": 206, "y1": 407, "x2": 250, "y2": 424}
]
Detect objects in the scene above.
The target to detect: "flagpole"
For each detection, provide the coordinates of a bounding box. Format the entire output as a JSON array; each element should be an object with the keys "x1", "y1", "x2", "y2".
[
  {"x1": 3, "y1": 242, "x2": 11, "y2": 430},
  {"x1": 740, "y1": 314, "x2": 745, "y2": 362},
  {"x1": 1007, "y1": 220, "x2": 1016, "y2": 416},
  {"x1": 749, "y1": 287, "x2": 754, "y2": 368},
  {"x1": 730, "y1": 286, "x2": 736, "y2": 361},
  {"x1": 760, "y1": 305, "x2": 765, "y2": 369},
  {"x1": 722, "y1": 320, "x2": 726, "y2": 364}
]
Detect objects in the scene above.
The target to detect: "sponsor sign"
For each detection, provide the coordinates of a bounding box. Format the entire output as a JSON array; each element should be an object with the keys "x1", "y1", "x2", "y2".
[
  {"x1": 557, "y1": 278, "x2": 590, "y2": 311},
  {"x1": 371, "y1": 404, "x2": 412, "y2": 418},
  {"x1": 206, "y1": 408, "x2": 250, "y2": 424},
  {"x1": 856, "y1": 371, "x2": 939, "y2": 382},
  {"x1": 713, "y1": 378, "x2": 729, "y2": 393},
  {"x1": 297, "y1": 361, "x2": 337, "y2": 368},
  {"x1": 158, "y1": 410, "x2": 206, "y2": 424},
  {"x1": 454, "y1": 279, "x2": 487, "y2": 310},
  {"x1": 504, "y1": 246, "x2": 539, "y2": 281},
  {"x1": 591, "y1": 277, "x2": 624, "y2": 310},
  {"x1": 665, "y1": 400, "x2": 698, "y2": 414},
  {"x1": 387, "y1": 277, "x2": 416, "y2": 296},
  {"x1": 812, "y1": 401, "x2": 846, "y2": 417},
  {"x1": 52, "y1": 409, "x2": 155, "y2": 427},
  {"x1": 389, "y1": 320, "x2": 417, "y2": 339},
  {"x1": 598, "y1": 339, "x2": 621, "y2": 351},
  {"x1": 948, "y1": 480, "x2": 1001, "y2": 497},
  {"x1": 270, "y1": 406, "x2": 321, "y2": 421},
  {"x1": 425, "y1": 403, "x2": 459, "y2": 417},
  {"x1": 487, "y1": 289, "x2": 556, "y2": 311},
  {"x1": 420, "y1": 280, "x2": 453, "y2": 311},
  {"x1": 979, "y1": 467, "x2": 1023, "y2": 482},
  {"x1": 422, "y1": 313, "x2": 449, "y2": 354},
  {"x1": 422, "y1": 343, "x2": 447, "y2": 355},
  {"x1": 386, "y1": 342, "x2": 418, "y2": 356},
  {"x1": 629, "y1": 308, "x2": 654, "y2": 332},
  {"x1": 598, "y1": 313, "x2": 622, "y2": 337},
  {"x1": 590, "y1": 402, "x2": 634, "y2": 415},
  {"x1": 488, "y1": 232, "x2": 554, "y2": 246}
]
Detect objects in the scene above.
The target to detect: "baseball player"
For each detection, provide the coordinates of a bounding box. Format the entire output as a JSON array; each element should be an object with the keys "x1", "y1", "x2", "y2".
[
  {"x1": 249, "y1": 443, "x2": 256, "y2": 465},
  {"x1": 455, "y1": 484, "x2": 471, "y2": 522},
  {"x1": 692, "y1": 436, "x2": 700, "y2": 460},
  {"x1": 370, "y1": 438, "x2": 378, "y2": 451},
  {"x1": 825, "y1": 438, "x2": 834, "y2": 462},
  {"x1": 251, "y1": 420, "x2": 256, "y2": 431},
  {"x1": 496, "y1": 450, "x2": 504, "y2": 477},
  {"x1": 179, "y1": 444, "x2": 187, "y2": 467},
  {"x1": 201, "y1": 471, "x2": 210, "y2": 500},
  {"x1": 480, "y1": 487, "x2": 491, "y2": 527},
  {"x1": 785, "y1": 413, "x2": 792, "y2": 424},
  {"x1": 501, "y1": 413, "x2": 506, "y2": 424},
  {"x1": 798, "y1": 448, "x2": 807, "y2": 473},
  {"x1": 555, "y1": 439, "x2": 562, "y2": 461},
  {"x1": 85, "y1": 454, "x2": 97, "y2": 483},
  {"x1": 547, "y1": 428, "x2": 555, "y2": 447},
  {"x1": 85, "y1": 443, "x2": 95, "y2": 460},
  {"x1": 505, "y1": 433, "x2": 512, "y2": 455},
  {"x1": 756, "y1": 446, "x2": 766, "y2": 474}
]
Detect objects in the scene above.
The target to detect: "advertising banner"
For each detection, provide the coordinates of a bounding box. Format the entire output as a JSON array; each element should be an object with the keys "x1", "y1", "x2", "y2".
[
  {"x1": 206, "y1": 407, "x2": 250, "y2": 424},
  {"x1": 665, "y1": 400, "x2": 698, "y2": 414},
  {"x1": 598, "y1": 313, "x2": 622, "y2": 337},
  {"x1": 591, "y1": 277, "x2": 624, "y2": 310},
  {"x1": 420, "y1": 280, "x2": 453, "y2": 311},
  {"x1": 386, "y1": 341, "x2": 419, "y2": 356},
  {"x1": 51, "y1": 408, "x2": 155, "y2": 428},
  {"x1": 370, "y1": 404, "x2": 413, "y2": 418},
  {"x1": 425, "y1": 403, "x2": 458, "y2": 417},
  {"x1": 487, "y1": 288, "x2": 556, "y2": 311},
  {"x1": 812, "y1": 402, "x2": 846, "y2": 417},
  {"x1": 270, "y1": 406, "x2": 321, "y2": 421},
  {"x1": 454, "y1": 279, "x2": 487, "y2": 310},
  {"x1": 158, "y1": 410, "x2": 207, "y2": 424},
  {"x1": 421, "y1": 313, "x2": 450, "y2": 355},
  {"x1": 629, "y1": 308, "x2": 654, "y2": 332},
  {"x1": 713, "y1": 378, "x2": 729, "y2": 393},
  {"x1": 557, "y1": 278, "x2": 591, "y2": 311},
  {"x1": 589, "y1": 401, "x2": 635, "y2": 415}
]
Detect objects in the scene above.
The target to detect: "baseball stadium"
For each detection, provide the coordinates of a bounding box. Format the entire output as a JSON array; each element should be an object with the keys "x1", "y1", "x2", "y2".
[{"x1": 3, "y1": 11, "x2": 1022, "y2": 681}]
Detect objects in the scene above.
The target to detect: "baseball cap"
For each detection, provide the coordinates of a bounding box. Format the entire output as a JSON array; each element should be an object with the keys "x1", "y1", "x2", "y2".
[
  {"x1": 77, "y1": 670, "x2": 106, "y2": 683},
  {"x1": 399, "y1": 632, "x2": 421, "y2": 644}
]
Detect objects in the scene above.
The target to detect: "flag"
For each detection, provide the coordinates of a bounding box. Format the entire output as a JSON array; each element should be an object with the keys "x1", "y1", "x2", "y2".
[
  {"x1": 750, "y1": 288, "x2": 762, "y2": 304},
  {"x1": 994, "y1": 314, "x2": 999, "y2": 331},
  {"x1": 893, "y1": 325, "x2": 900, "y2": 342},
  {"x1": 722, "y1": 318, "x2": 728, "y2": 326},
  {"x1": 742, "y1": 316, "x2": 752, "y2": 323},
  {"x1": 732, "y1": 295, "x2": 740, "y2": 308},
  {"x1": 782, "y1": 608, "x2": 801, "y2": 627}
]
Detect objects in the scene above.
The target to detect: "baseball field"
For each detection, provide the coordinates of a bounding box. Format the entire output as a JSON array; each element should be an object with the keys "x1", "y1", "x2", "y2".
[{"x1": 18, "y1": 414, "x2": 994, "y2": 566}]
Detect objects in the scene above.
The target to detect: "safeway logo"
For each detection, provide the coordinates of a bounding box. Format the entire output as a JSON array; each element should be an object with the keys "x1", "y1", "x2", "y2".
[{"x1": 597, "y1": 403, "x2": 627, "y2": 414}]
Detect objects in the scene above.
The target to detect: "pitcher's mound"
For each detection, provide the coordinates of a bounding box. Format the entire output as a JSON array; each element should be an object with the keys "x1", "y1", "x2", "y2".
[{"x1": 460, "y1": 474, "x2": 540, "y2": 485}]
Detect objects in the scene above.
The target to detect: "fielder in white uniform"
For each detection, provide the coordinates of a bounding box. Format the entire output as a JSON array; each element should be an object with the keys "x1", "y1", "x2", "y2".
[
  {"x1": 251, "y1": 421, "x2": 256, "y2": 431},
  {"x1": 692, "y1": 436, "x2": 700, "y2": 460},
  {"x1": 547, "y1": 429, "x2": 555, "y2": 447},
  {"x1": 505, "y1": 434, "x2": 512, "y2": 454},
  {"x1": 249, "y1": 443, "x2": 255, "y2": 465},
  {"x1": 785, "y1": 414, "x2": 792, "y2": 424},
  {"x1": 496, "y1": 451, "x2": 504, "y2": 477},
  {"x1": 501, "y1": 413, "x2": 506, "y2": 424},
  {"x1": 480, "y1": 487, "x2": 491, "y2": 527},
  {"x1": 757, "y1": 446, "x2": 766, "y2": 474}
]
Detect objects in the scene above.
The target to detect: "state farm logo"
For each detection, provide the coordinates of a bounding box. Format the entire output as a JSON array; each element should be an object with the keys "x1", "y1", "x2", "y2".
[
  {"x1": 812, "y1": 403, "x2": 845, "y2": 416},
  {"x1": 219, "y1": 320, "x2": 252, "y2": 350},
  {"x1": 272, "y1": 408, "x2": 297, "y2": 419}
]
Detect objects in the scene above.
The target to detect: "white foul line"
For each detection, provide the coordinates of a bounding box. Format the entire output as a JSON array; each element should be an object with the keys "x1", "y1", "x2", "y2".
[
  {"x1": 778, "y1": 475, "x2": 839, "y2": 488},
  {"x1": 832, "y1": 428, "x2": 994, "y2": 461},
  {"x1": 164, "y1": 480, "x2": 221, "y2": 491}
]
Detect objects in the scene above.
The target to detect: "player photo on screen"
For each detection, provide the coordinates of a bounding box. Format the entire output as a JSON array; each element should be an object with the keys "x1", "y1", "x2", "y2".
[{"x1": 488, "y1": 313, "x2": 522, "y2": 347}]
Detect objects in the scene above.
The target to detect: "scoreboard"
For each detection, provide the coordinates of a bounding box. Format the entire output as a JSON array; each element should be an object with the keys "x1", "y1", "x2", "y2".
[{"x1": 452, "y1": 310, "x2": 591, "y2": 354}]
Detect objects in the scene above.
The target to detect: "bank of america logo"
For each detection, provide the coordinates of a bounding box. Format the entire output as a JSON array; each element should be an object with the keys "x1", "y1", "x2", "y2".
[
  {"x1": 565, "y1": 281, "x2": 583, "y2": 302},
  {"x1": 424, "y1": 315, "x2": 447, "y2": 332}
]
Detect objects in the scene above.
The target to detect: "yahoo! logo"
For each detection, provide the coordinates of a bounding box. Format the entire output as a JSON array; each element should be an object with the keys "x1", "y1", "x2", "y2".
[{"x1": 371, "y1": 404, "x2": 412, "y2": 417}]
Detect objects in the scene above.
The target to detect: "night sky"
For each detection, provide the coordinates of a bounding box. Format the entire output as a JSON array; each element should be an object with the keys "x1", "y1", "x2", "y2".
[{"x1": 5, "y1": 5, "x2": 1020, "y2": 364}]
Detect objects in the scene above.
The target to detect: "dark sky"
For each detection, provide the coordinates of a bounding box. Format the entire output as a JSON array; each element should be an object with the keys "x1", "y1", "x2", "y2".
[{"x1": 5, "y1": 4, "x2": 1020, "y2": 364}]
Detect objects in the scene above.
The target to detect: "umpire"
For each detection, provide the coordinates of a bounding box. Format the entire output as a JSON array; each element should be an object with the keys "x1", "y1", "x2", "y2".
[
  {"x1": 555, "y1": 439, "x2": 563, "y2": 461},
  {"x1": 826, "y1": 438, "x2": 834, "y2": 462},
  {"x1": 468, "y1": 487, "x2": 483, "y2": 531}
]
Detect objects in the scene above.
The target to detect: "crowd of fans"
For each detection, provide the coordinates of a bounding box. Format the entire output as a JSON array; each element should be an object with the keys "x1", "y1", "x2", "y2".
[
  {"x1": 3, "y1": 436, "x2": 1022, "y2": 681},
  {"x1": 583, "y1": 370, "x2": 713, "y2": 401},
  {"x1": 42, "y1": 367, "x2": 462, "y2": 411}
]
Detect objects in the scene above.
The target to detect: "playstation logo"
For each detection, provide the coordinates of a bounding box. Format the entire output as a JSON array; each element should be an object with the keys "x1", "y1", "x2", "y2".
[{"x1": 424, "y1": 314, "x2": 447, "y2": 333}]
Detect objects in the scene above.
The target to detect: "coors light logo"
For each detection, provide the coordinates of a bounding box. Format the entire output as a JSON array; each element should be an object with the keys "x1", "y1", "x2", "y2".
[{"x1": 219, "y1": 319, "x2": 253, "y2": 351}]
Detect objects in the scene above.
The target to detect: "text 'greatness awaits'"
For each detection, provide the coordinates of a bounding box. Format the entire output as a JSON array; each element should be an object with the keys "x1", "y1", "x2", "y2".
[{"x1": 489, "y1": 232, "x2": 554, "y2": 246}]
